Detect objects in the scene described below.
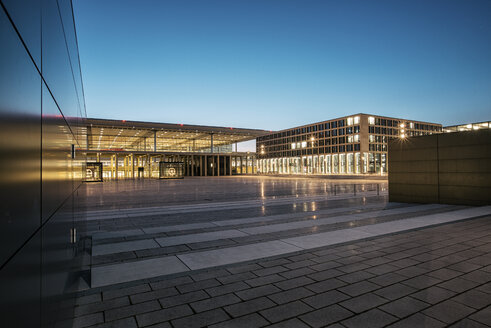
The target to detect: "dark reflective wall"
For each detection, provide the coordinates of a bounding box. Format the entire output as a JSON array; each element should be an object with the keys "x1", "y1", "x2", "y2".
[{"x1": 0, "y1": 0, "x2": 86, "y2": 327}]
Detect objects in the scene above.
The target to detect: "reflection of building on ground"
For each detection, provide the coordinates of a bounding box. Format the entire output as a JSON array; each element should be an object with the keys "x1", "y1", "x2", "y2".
[
  {"x1": 256, "y1": 113, "x2": 443, "y2": 176},
  {"x1": 81, "y1": 118, "x2": 268, "y2": 179}
]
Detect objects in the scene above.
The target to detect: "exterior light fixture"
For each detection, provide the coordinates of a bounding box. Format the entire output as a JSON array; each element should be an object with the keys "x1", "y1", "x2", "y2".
[
  {"x1": 400, "y1": 134, "x2": 406, "y2": 138},
  {"x1": 400, "y1": 123, "x2": 405, "y2": 128}
]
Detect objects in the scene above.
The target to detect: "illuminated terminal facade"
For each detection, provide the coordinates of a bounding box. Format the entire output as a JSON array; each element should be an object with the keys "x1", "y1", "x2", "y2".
[
  {"x1": 443, "y1": 120, "x2": 491, "y2": 133},
  {"x1": 82, "y1": 118, "x2": 267, "y2": 180},
  {"x1": 256, "y1": 113, "x2": 442, "y2": 175}
]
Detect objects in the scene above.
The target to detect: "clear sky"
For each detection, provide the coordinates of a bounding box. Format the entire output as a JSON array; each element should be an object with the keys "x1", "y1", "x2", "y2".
[{"x1": 74, "y1": 0, "x2": 491, "y2": 131}]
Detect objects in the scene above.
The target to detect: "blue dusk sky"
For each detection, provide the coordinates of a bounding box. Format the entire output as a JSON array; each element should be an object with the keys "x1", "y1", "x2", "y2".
[{"x1": 74, "y1": 0, "x2": 491, "y2": 131}]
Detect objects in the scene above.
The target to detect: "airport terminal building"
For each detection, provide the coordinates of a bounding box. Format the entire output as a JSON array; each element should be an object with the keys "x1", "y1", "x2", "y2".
[
  {"x1": 82, "y1": 118, "x2": 267, "y2": 180},
  {"x1": 256, "y1": 113, "x2": 442, "y2": 176}
]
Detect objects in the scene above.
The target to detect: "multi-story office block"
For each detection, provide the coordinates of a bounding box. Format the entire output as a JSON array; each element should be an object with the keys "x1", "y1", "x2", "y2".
[{"x1": 256, "y1": 114, "x2": 442, "y2": 175}]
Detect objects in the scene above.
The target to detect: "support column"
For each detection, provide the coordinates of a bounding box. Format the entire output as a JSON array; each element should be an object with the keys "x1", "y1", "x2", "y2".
[
  {"x1": 131, "y1": 154, "x2": 134, "y2": 179},
  {"x1": 154, "y1": 130, "x2": 157, "y2": 152},
  {"x1": 198, "y1": 156, "x2": 202, "y2": 176},
  {"x1": 115, "y1": 154, "x2": 119, "y2": 180},
  {"x1": 191, "y1": 156, "x2": 194, "y2": 176},
  {"x1": 205, "y1": 156, "x2": 208, "y2": 176},
  {"x1": 217, "y1": 155, "x2": 220, "y2": 176},
  {"x1": 147, "y1": 154, "x2": 151, "y2": 178},
  {"x1": 210, "y1": 134, "x2": 214, "y2": 153},
  {"x1": 124, "y1": 156, "x2": 127, "y2": 178},
  {"x1": 96, "y1": 152, "x2": 100, "y2": 162},
  {"x1": 211, "y1": 156, "x2": 214, "y2": 176},
  {"x1": 228, "y1": 155, "x2": 232, "y2": 176}
]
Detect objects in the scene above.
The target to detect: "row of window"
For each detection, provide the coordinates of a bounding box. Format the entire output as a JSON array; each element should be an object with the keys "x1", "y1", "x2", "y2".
[
  {"x1": 259, "y1": 127, "x2": 361, "y2": 147},
  {"x1": 262, "y1": 136, "x2": 362, "y2": 152},
  {"x1": 369, "y1": 144, "x2": 388, "y2": 152},
  {"x1": 259, "y1": 144, "x2": 362, "y2": 158},
  {"x1": 258, "y1": 118, "x2": 362, "y2": 141},
  {"x1": 368, "y1": 117, "x2": 441, "y2": 131}
]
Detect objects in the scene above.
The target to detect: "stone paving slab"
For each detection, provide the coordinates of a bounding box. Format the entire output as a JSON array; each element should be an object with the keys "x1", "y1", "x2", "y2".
[
  {"x1": 155, "y1": 230, "x2": 249, "y2": 247},
  {"x1": 90, "y1": 206, "x2": 491, "y2": 287},
  {"x1": 91, "y1": 256, "x2": 190, "y2": 287},
  {"x1": 90, "y1": 203, "x2": 457, "y2": 260},
  {"x1": 77, "y1": 215, "x2": 491, "y2": 328},
  {"x1": 92, "y1": 239, "x2": 160, "y2": 256},
  {"x1": 84, "y1": 192, "x2": 383, "y2": 221},
  {"x1": 178, "y1": 241, "x2": 303, "y2": 270},
  {"x1": 89, "y1": 201, "x2": 395, "y2": 242}
]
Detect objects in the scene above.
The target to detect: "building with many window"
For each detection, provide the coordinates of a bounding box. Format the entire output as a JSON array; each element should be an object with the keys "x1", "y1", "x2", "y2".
[{"x1": 256, "y1": 113, "x2": 442, "y2": 175}]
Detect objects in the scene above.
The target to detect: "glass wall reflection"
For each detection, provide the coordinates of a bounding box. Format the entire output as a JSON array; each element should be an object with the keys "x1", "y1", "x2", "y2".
[{"x1": 0, "y1": 1, "x2": 87, "y2": 327}]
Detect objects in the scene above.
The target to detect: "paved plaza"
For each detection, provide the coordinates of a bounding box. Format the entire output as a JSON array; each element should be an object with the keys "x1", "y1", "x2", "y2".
[{"x1": 74, "y1": 177, "x2": 491, "y2": 328}]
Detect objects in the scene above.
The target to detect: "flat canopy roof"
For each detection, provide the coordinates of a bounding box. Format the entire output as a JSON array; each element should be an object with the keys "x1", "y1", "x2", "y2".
[
  {"x1": 85, "y1": 118, "x2": 268, "y2": 136},
  {"x1": 83, "y1": 118, "x2": 269, "y2": 152}
]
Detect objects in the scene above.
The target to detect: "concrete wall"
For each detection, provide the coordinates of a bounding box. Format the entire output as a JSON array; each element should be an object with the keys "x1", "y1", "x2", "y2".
[{"x1": 388, "y1": 130, "x2": 491, "y2": 205}]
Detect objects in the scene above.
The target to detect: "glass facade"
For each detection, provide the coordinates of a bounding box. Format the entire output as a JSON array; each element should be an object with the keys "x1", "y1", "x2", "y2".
[
  {"x1": 0, "y1": 1, "x2": 87, "y2": 327},
  {"x1": 257, "y1": 114, "x2": 442, "y2": 175}
]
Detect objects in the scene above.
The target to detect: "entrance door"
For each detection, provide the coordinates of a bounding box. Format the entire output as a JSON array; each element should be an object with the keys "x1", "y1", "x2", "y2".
[{"x1": 138, "y1": 167, "x2": 144, "y2": 178}]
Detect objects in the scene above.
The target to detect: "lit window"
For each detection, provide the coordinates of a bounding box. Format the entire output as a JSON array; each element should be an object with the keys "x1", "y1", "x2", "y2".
[
  {"x1": 354, "y1": 134, "x2": 359, "y2": 142},
  {"x1": 400, "y1": 123, "x2": 405, "y2": 128},
  {"x1": 347, "y1": 117, "x2": 354, "y2": 126},
  {"x1": 291, "y1": 143, "x2": 296, "y2": 149},
  {"x1": 348, "y1": 136, "x2": 353, "y2": 143},
  {"x1": 368, "y1": 117, "x2": 375, "y2": 125},
  {"x1": 409, "y1": 122, "x2": 414, "y2": 129},
  {"x1": 354, "y1": 116, "x2": 360, "y2": 124},
  {"x1": 301, "y1": 141, "x2": 307, "y2": 148},
  {"x1": 369, "y1": 135, "x2": 375, "y2": 142}
]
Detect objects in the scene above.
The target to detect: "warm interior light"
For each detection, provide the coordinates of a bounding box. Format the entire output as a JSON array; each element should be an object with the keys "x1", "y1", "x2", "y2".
[{"x1": 400, "y1": 123, "x2": 405, "y2": 128}]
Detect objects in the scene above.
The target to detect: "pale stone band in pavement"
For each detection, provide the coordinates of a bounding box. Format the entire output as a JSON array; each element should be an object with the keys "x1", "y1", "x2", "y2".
[{"x1": 91, "y1": 205, "x2": 491, "y2": 287}]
